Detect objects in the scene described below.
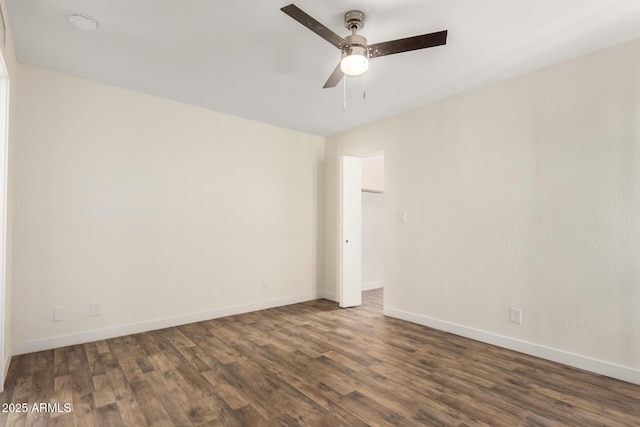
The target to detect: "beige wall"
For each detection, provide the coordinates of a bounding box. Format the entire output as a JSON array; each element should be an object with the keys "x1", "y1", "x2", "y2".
[
  {"x1": 12, "y1": 65, "x2": 324, "y2": 353},
  {"x1": 325, "y1": 38, "x2": 640, "y2": 383}
]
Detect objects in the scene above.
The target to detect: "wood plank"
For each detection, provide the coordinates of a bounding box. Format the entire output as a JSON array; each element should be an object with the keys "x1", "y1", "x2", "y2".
[
  {"x1": 145, "y1": 351, "x2": 217, "y2": 425},
  {"x1": 141, "y1": 370, "x2": 193, "y2": 426},
  {"x1": 95, "y1": 402, "x2": 124, "y2": 427},
  {"x1": 200, "y1": 370, "x2": 249, "y2": 410},
  {"x1": 104, "y1": 367, "x2": 147, "y2": 427},
  {"x1": 53, "y1": 348, "x2": 70, "y2": 377},
  {"x1": 127, "y1": 380, "x2": 174, "y2": 426},
  {"x1": 92, "y1": 374, "x2": 116, "y2": 409},
  {"x1": 5, "y1": 376, "x2": 31, "y2": 426},
  {"x1": 175, "y1": 363, "x2": 239, "y2": 425}
]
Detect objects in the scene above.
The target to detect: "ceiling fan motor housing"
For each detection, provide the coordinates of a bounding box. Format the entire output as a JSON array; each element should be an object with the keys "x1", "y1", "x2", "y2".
[{"x1": 342, "y1": 34, "x2": 369, "y2": 59}]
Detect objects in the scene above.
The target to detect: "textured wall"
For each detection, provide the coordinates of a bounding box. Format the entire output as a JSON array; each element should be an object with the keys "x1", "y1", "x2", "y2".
[
  {"x1": 325, "y1": 38, "x2": 640, "y2": 379},
  {"x1": 12, "y1": 65, "x2": 324, "y2": 352}
]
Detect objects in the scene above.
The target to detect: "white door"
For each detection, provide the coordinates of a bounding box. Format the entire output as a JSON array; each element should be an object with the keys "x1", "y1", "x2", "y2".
[{"x1": 340, "y1": 156, "x2": 362, "y2": 308}]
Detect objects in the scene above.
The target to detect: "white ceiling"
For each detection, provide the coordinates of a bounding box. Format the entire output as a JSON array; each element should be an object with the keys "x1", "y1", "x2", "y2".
[{"x1": 6, "y1": 0, "x2": 640, "y2": 136}]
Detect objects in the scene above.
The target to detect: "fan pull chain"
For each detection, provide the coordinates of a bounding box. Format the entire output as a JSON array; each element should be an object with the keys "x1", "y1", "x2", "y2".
[
  {"x1": 343, "y1": 75, "x2": 347, "y2": 110},
  {"x1": 363, "y1": 68, "x2": 366, "y2": 100}
]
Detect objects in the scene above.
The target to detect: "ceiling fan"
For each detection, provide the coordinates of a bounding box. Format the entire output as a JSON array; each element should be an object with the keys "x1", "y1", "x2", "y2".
[{"x1": 281, "y1": 4, "x2": 448, "y2": 89}]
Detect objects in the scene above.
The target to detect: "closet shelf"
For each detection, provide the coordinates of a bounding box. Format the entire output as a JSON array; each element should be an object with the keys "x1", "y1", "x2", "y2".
[{"x1": 362, "y1": 188, "x2": 384, "y2": 194}]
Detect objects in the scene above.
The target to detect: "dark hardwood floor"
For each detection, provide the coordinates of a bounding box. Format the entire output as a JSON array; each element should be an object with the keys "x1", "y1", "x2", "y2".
[{"x1": 1, "y1": 288, "x2": 639, "y2": 426}]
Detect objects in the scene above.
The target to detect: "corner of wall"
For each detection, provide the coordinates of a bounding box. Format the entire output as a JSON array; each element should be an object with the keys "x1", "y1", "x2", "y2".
[{"x1": 0, "y1": 0, "x2": 18, "y2": 390}]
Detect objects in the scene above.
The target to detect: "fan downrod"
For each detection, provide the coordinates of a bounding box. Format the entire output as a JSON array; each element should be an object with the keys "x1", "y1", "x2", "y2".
[{"x1": 344, "y1": 10, "x2": 365, "y2": 32}]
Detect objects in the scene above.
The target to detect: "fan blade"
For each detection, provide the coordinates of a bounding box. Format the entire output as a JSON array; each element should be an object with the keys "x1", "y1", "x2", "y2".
[
  {"x1": 281, "y1": 4, "x2": 346, "y2": 49},
  {"x1": 323, "y1": 62, "x2": 344, "y2": 88},
  {"x1": 368, "y1": 30, "x2": 448, "y2": 59}
]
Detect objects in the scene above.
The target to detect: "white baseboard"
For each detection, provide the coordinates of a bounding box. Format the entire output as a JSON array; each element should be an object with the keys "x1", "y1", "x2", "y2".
[
  {"x1": 384, "y1": 306, "x2": 640, "y2": 386},
  {"x1": 317, "y1": 290, "x2": 338, "y2": 302},
  {"x1": 13, "y1": 293, "x2": 319, "y2": 356},
  {"x1": 362, "y1": 282, "x2": 384, "y2": 291},
  {"x1": 319, "y1": 285, "x2": 382, "y2": 301}
]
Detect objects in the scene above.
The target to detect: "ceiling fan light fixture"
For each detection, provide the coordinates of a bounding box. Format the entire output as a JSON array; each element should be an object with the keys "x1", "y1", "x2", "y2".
[
  {"x1": 341, "y1": 48, "x2": 369, "y2": 76},
  {"x1": 340, "y1": 34, "x2": 369, "y2": 76}
]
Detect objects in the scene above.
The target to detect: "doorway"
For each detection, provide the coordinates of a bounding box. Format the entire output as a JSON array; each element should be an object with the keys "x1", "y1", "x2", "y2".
[
  {"x1": 339, "y1": 152, "x2": 384, "y2": 308},
  {"x1": 361, "y1": 153, "x2": 384, "y2": 293}
]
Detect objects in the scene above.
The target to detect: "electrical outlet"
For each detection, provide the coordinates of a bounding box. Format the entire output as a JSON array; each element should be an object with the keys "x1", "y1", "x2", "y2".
[
  {"x1": 509, "y1": 307, "x2": 522, "y2": 324},
  {"x1": 90, "y1": 302, "x2": 102, "y2": 317},
  {"x1": 261, "y1": 281, "x2": 269, "y2": 291},
  {"x1": 54, "y1": 306, "x2": 65, "y2": 322}
]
